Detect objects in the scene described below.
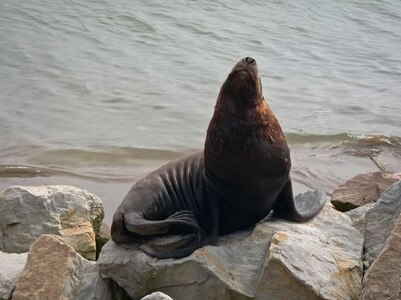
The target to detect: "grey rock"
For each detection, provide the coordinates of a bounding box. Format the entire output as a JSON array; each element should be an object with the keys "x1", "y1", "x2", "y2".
[
  {"x1": 361, "y1": 213, "x2": 401, "y2": 299},
  {"x1": 345, "y1": 203, "x2": 374, "y2": 235},
  {"x1": 96, "y1": 223, "x2": 111, "y2": 260},
  {"x1": 0, "y1": 252, "x2": 28, "y2": 300},
  {"x1": 345, "y1": 204, "x2": 375, "y2": 222},
  {"x1": 98, "y1": 204, "x2": 363, "y2": 300},
  {"x1": 331, "y1": 172, "x2": 401, "y2": 212},
  {"x1": 0, "y1": 185, "x2": 104, "y2": 260},
  {"x1": 363, "y1": 181, "x2": 401, "y2": 269},
  {"x1": 12, "y1": 234, "x2": 111, "y2": 300},
  {"x1": 141, "y1": 292, "x2": 174, "y2": 300}
]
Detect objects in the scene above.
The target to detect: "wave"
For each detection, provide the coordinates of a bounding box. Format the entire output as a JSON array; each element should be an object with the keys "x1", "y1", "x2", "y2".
[
  {"x1": 31, "y1": 146, "x2": 192, "y2": 164},
  {"x1": 287, "y1": 132, "x2": 401, "y2": 175},
  {"x1": 1, "y1": 133, "x2": 400, "y2": 180},
  {"x1": 285, "y1": 132, "x2": 354, "y2": 144},
  {"x1": 286, "y1": 132, "x2": 401, "y2": 147},
  {"x1": 287, "y1": 133, "x2": 401, "y2": 156},
  {"x1": 0, "y1": 146, "x2": 195, "y2": 180}
]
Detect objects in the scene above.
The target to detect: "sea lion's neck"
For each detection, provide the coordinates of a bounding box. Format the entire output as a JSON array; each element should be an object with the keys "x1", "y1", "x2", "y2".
[
  {"x1": 211, "y1": 96, "x2": 286, "y2": 143},
  {"x1": 204, "y1": 94, "x2": 290, "y2": 188},
  {"x1": 254, "y1": 99, "x2": 286, "y2": 143}
]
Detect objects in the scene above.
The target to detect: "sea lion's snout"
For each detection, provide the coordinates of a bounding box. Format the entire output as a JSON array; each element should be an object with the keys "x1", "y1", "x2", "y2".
[
  {"x1": 244, "y1": 57, "x2": 256, "y2": 65},
  {"x1": 219, "y1": 57, "x2": 261, "y2": 106},
  {"x1": 230, "y1": 57, "x2": 258, "y2": 77}
]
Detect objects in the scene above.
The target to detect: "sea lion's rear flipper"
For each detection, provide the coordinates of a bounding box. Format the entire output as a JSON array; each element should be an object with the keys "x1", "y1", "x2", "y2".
[
  {"x1": 140, "y1": 236, "x2": 204, "y2": 259},
  {"x1": 139, "y1": 198, "x2": 220, "y2": 259},
  {"x1": 124, "y1": 210, "x2": 203, "y2": 236},
  {"x1": 274, "y1": 179, "x2": 326, "y2": 222}
]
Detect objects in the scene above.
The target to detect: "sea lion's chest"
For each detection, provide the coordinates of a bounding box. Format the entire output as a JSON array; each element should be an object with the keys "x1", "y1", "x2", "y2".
[
  {"x1": 204, "y1": 103, "x2": 291, "y2": 232},
  {"x1": 205, "y1": 121, "x2": 291, "y2": 181}
]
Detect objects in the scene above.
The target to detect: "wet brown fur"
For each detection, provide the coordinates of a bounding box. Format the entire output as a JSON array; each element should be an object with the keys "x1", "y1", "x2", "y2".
[{"x1": 205, "y1": 60, "x2": 290, "y2": 185}]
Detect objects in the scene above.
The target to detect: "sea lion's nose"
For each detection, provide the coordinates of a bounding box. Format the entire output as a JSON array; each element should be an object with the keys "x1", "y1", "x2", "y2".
[{"x1": 244, "y1": 57, "x2": 255, "y2": 65}]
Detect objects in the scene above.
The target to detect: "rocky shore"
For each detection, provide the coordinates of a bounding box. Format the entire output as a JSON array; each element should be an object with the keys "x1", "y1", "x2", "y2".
[{"x1": 1, "y1": 172, "x2": 400, "y2": 300}]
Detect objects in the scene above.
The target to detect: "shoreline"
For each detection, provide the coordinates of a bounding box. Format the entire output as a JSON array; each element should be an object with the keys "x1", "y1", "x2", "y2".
[{"x1": 1, "y1": 143, "x2": 398, "y2": 225}]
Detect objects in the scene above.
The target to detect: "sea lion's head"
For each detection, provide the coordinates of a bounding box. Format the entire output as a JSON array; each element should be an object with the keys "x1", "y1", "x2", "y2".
[{"x1": 217, "y1": 57, "x2": 263, "y2": 108}]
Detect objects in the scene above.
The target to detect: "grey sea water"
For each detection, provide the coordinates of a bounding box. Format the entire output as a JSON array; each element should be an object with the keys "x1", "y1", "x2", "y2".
[{"x1": 1, "y1": 0, "x2": 401, "y2": 222}]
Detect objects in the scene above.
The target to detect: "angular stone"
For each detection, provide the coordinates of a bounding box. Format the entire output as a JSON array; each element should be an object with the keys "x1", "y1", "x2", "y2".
[
  {"x1": 12, "y1": 234, "x2": 111, "y2": 300},
  {"x1": 98, "y1": 204, "x2": 363, "y2": 300},
  {"x1": 0, "y1": 252, "x2": 28, "y2": 300},
  {"x1": 0, "y1": 186, "x2": 104, "y2": 260},
  {"x1": 331, "y1": 172, "x2": 401, "y2": 212},
  {"x1": 96, "y1": 223, "x2": 111, "y2": 259},
  {"x1": 345, "y1": 203, "x2": 374, "y2": 235},
  {"x1": 363, "y1": 181, "x2": 401, "y2": 268},
  {"x1": 361, "y1": 213, "x2": 401, "y2": 299}
]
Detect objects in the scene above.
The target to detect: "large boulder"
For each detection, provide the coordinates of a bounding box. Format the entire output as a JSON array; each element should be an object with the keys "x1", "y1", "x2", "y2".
[
  {"x1": 0, "y1": 252, "x2": 28, "y2": 300},
  {"x1": 0, "y1": 186, "x2": 104, "y2": 260},
  {"x1": 363, "y1": 181, "x2": 401, "y2": 269},
  {"x1": 331, "y1": 172, "x2": 401, "y2": 212},
  {"x1": 361, "y1": 213, "x2": 401, "y2": 299},
  {"x1": 98, "y1": 204, "x2": 363, "y2": 300},
  {"x1": 12, "y1": 234, "x2": 112, "y2": 300}
]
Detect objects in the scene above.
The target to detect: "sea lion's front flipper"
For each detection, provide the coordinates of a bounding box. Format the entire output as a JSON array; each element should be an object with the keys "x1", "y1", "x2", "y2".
[{"x1": 274, "y1": 179, "x2": 326, "y2": 222}]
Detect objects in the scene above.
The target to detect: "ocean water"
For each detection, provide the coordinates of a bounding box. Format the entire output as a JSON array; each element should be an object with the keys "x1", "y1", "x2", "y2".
[{"x1": 1, "y1": 0, "x2": 400, "y2": 222}]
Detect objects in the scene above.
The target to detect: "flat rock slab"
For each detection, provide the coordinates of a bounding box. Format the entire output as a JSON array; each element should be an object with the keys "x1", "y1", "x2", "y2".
[
  {"x1": 0, "y1": 252, "x2": 28, "y2": 300},
  {"x1": 363, "y1": 181, "x2": 401, "y2": 268},
  {"x1": 12, "y1": 234, "x2": 111, "y2": 300},
  {"x1": 331, "y1": 172, "x2": 401, "y2": 211},
  {"x1": 98, "y1": 204, "x2": 363, "y2": 300},
  {"x1": 0, "y1": 185, "x2": 104, "y2": 260}
]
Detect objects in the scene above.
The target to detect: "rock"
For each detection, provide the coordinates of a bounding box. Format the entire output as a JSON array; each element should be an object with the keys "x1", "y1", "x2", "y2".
[
  {"x1": 363, "y1": 181, "x2": 401, "y2": 269},
  {"x1": 361, "y1": 213, "x2": 401, "y2": 299},
  {"x1": 96, "y1": 223, "x2": 111, "y2": 259},
  {"x1": 141, "y1": 292, "x2": 174, "y2": 300},
  {"x1": 0, "y1": 252, "x2": 28, "y2": 300},
  {"x1": 12, "y1": 234, "x2": 112, "y2": 300},
  {"x1": 331, "y1": 172, "x2": 401, "y2": 212},
  {"x1": 345, "y1": 203, "x2": 374, "y2": 235},
  {"x1": 0, "y1": 185, "x2": 104, "y2": 260},
  {"x1": 98, "y1": 204, "x2": 363, "y2": 300}
]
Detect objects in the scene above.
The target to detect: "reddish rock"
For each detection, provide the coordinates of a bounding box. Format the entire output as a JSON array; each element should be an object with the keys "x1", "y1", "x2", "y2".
[
  {"x1": 331, "y1": 172, "x2": 401, "y2": 211},
  {"x1": 12, "y1": 234, "x2": 111, "y2": 300}
]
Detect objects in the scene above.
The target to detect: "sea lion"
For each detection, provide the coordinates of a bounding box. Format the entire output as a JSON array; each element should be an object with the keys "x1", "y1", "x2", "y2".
[{"x1": 111, "y1": 57, "x2": 326, "y2": 259}]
